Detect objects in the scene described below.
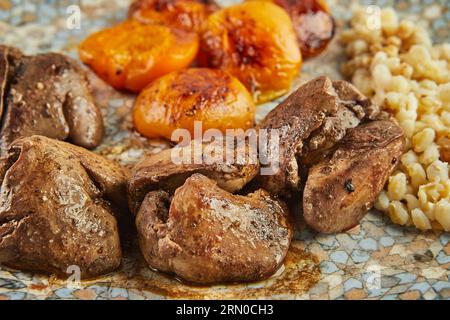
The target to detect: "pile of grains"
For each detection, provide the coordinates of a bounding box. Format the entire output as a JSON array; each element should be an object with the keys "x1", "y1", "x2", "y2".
[{"x1": 340, "y1": 7, "x2": 449, "y2": 231}]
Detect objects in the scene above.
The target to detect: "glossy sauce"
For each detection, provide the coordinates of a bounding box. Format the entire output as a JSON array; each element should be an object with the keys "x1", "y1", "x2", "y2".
[{"x1": 38, "y1": 241, "x2": 320, "y2": 299}]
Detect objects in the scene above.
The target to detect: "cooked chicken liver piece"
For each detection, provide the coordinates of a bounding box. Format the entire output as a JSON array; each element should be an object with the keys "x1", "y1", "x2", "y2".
[
  {"x1": 0, "y1": 45, "x2": 103, "y2": 155},
  {"x1": 136, "y1": 173, "x2": 293, "y2": 284},
  {"x1": 0, "y1": 136, "x2": 129, "y2": 278},
  {"x1": 256, "y1": 76, "x2": 404, "y2": 233},
  {"x1": 128, "y1": 136, "x2": 259, "y2": 214},
  {"x1": 256, "y1": 76, "x2": 383, "y2": 196},
  {"x1": 303, "y1": 120, "x2": 404, "y2": 233}
]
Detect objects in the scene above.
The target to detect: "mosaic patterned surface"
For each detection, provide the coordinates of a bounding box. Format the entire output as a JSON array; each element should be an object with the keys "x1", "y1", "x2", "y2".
[{"x1": 0, "y1": 0, "x2": 449, "y2": 300}]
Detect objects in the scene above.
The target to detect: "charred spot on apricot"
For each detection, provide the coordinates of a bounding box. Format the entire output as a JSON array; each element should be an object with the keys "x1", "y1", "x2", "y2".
[
  {"x1": 172, "y1": 70, "x2": 233, "y2": 108},
  {"x1": 153, "y1": 0, "x2": 166, "y2": 11},
  {"x1": 227, "y1": 20, "x2": 264, "y2": 68},
  {"x1": 132, "y1": 0, "x2": 179, "y2": 13}
]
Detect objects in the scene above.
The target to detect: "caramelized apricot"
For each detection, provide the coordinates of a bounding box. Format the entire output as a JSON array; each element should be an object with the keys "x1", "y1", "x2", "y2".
[
  {"x1": 128, "y1": 0, "x2": 218, "y2": 33},
  {"x1": 78, "y1": 20, "x2": 199, "y2": 92},
  {"x1": 262, "y1": 0, "x2": 335, "y2": 58},
  {"x1": 198, "y1": 1, "x2": 302, "y2": 103},
  {"x1": 133, "y1": 68, "x2": 255, "y2": 141}
]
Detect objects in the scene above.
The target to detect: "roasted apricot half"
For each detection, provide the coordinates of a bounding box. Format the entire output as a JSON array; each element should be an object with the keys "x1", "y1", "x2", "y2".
[
  {"x1": 133, "y1": 68, "x2": 255, "y2": 141},
  {"x1": 198, "y1": 1, "x2": 302, "y2": 103},
  {"x1": 78, "y1": 20, "x2": 199, "y2": 92},
  {"x1": 128, "y1": 0, "x2": 218, "y2": 33},
  {"x1": 261, "y1": 0, "x2": 335, "y2": 58}
]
